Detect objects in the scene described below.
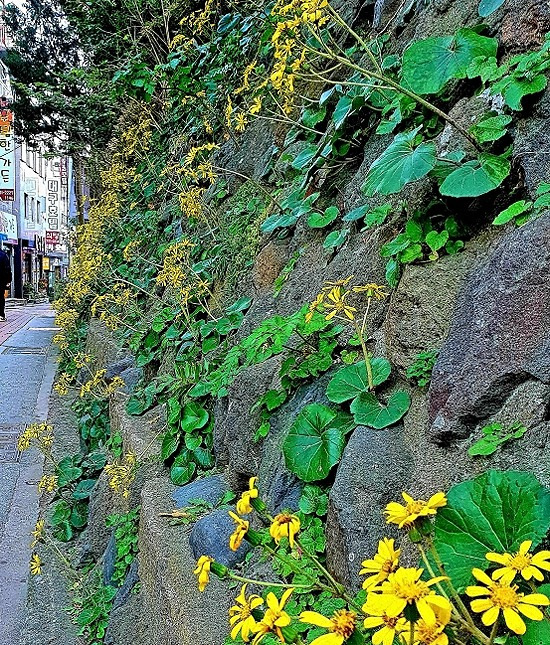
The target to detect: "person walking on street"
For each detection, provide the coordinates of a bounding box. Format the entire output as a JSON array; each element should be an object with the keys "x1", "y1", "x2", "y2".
[{"x1": 0, "y1": 247, "x2": 12, "y2": 322}]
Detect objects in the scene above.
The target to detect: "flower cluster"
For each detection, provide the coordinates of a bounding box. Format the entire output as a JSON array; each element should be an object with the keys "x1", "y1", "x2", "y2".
[
  {"x1": 91, "y1": 283, "x2": 133, "y2": 331},
  {"x1": 305, "y1": 276, "x2": 388, "y2": 323},
  {"x1": 38, "y1": 474, "x2": 58, "y2": 494},
  {"x1": 53, "y1": 371, "x2": 73, "y2": 396},
  {"x1": 104, "y1": 452, "x2": 137, "y2": 498},
  {"x1": 17, "y1": 422, "x2": 55, "y2": 454}
]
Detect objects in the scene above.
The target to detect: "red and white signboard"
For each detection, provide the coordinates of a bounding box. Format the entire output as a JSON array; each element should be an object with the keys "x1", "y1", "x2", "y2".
[
  {"x1": 0, "y1": 108, "x2": 14, "y2": 201},
  {"x1": 46, "y1": 230, "x2": 61, "y2": 245}
]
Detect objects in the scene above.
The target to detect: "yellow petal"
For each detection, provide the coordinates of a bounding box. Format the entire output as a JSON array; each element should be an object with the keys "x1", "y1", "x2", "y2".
[
  {"x1": 471, "y1": 598, "x2": 494, "y2": 613},
  {"x1": 519, "y1": 540, "x2": 533, "y2": 554},
  {"x1": 503, "y1": 608, "x2": 526, "y2": 635},
  {"x1": 310, "y1": 634, "x2": 343, "y2": 645},
  {"x1": 485, "y1": 552, "x2": 508, "y2": 565},
  {"x1": 517, "y1": 603, "x2": 544, "y2": 621},
  {"x1": 481, "y1": 605, "x2": 500, "y2": 627},
  {"x1": 299, "y1": 611, "x2": 333, "y2": 629},
  {"x1": 363, "y1": 616, "x2": 384, "y2": 628},
  {"x1": 417, "y1": 598, "x2": 436, "y2": 625},
  {"x1": 466, "y1": 586, "x2": 491, "y2": 598},
  {"x1": 472, "y1": 568, "x2": 493, "y2": 586},
  {"x1": 521, "y1": 593, "x2": 550, "y2": 606}
]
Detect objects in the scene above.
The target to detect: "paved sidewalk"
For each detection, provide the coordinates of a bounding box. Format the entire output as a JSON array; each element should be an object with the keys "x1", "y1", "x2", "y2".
[{"x1": 0, "y1": 304, "x2": 58, "y2": 645}]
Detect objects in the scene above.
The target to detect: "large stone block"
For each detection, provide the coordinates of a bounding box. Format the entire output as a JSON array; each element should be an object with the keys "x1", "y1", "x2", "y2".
[
  {"x1": 138, "y1": 478, "x2": 234, "y2": 645},
  {"x1": 429, "y1": 213, "x2": 550, "y2": 443}
]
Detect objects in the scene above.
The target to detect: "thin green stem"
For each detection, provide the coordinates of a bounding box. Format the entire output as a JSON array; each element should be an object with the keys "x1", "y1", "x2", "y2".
[
  {"x1": 229, "y1": 573, "x2": 314, "y2": 589},
  {"x1": 353, "y1": 320, "x2": 373, "y2": 390},
  {"x1": 408, "y1": 620, "x2": 415, "y2": 645},
  {"x1": 487, "y1": 617, "x2": 499, "y2": 645}
]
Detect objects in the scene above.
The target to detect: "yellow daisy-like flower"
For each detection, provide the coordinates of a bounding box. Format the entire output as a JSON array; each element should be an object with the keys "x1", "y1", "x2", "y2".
[
  {"x1": 299, "y1": 609, "x2": 357, "y2": 645},
  {"x1": 193, "y1": 555, "x2": 213, "y2": 592},
  {"x1": 30, "y1": 553, "x2": 42, "y2": 576},
  {"x1": 31, "y1": 519, "x2": 46, "y2": 547},
  {"x1": 360, "y1": 538, "x2": 401, "y2": 590},
  {"x1": 384, "y1": 491, "x2": 447, "y2": 529},
  {"x1": 367, "y1": 567, "x2": 451, "y2": 625},
  {"x1": 411, "y1": 604, "x2": 451, "y2": 645},
  {"x1": 236, "y1": 477, "x2": 259, "y2": 515},
  {"x1": 324, "y1": 287, "x2": 357, "y2": 321},
  {"x1": 486, "y1": 540, "x2": 550, "y2": 584},
  {"x1": 305, "y1": 292, "x2": 325, "y2": 323},
  {"x1": 235, "y1": 112, "x2": 248, "y2": 133},
  {"x1": 352, "y1": 283, "x2": 389, "y2": 300},
  {"x1": 249, "y1": 97, "x2": 262, "y2": 115},
  {"x1": 229, "y1": 584, "x2": 263, "y2": 642},
  {"x1": 270, "y1": 513, "x2": 300, "y2": 548},
  {"x1": 362, "y1": 594, "x2": 407, "y2": 645},
  {"x1": 252, "y1": 588, "x2": 293, "y2": 645},
  {"x1": 466, "y1": 567, "x2": 550, "y2": 635},
  {"x1": 229, "y1": 511, "x2": 249, "y2": 551}
]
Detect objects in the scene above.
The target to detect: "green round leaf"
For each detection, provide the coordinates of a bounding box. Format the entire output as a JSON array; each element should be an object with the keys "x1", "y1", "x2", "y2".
[
  {"x1": 439, "y1": 154, "x2": 510, "y2": 197},
  {"x1": 170, "y1": 456, "x2": 196, "y2": 485},
  {"x1": 283, "y1": 404, "x2": 348, "y2": 482},
  {"x1": 402, "y1": 29, "x2": 497, "y2": 95},
  {"x1": 181, "y1": 403, "x2": 209, "y2": 433},
  {"x1": 307, "y1": 206, "x2": 339, "y2": 229},
  {"x1": 326, "y1": 359, "x2": 391, "y2": 403},
  {"x1": 323, "y1": 228, "x2": 349, "y2": 249},
  {"x1": 161, "y1": 432, "x2": 180, "y2": 461},
  {"x1": 350, "y1": 390, "x2": 411, "y2": 428},
  {"x1": 493, "y1": 200, "x2": 533, "y2": 226},
  {"x1": 425, "y1": 230, "x2": 449, "y2": 253},
  {"x1": 433, "y1": 470, "x2": 550, "y2": 592},
  {"x1": 72, "y1": 479, "x2": 97, "y2": 500},
  {"x1": 363, "y1": 128, "x2": 437, "y2": 196}
]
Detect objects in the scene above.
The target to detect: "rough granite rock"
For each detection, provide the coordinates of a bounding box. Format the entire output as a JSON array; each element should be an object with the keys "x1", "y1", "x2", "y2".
[
  {"x1": 139, "y1": 477, "x2": 234, "y2": 645},
  {"x1": 384, "y1": 237, "x2": 489, "y2": 371},
  {"x1": 514, "y1": 87, "x2": 550, "y2": 193},
  {"x1": 428, "y1": 213, "x2": 550, "y2": 444},
  {"x1": 190, "y1": 508, "x2": 251, "y2": 566},
  {"x1": 172, "y1": 474, "x2": 229, "y2": 509},
  {"x1": 326, "y1": 424, "x2": 414, "y2": 588},
  {"x1": 86, "y1": 319, "x2": 128, "y2": 371},
  {"x1": 109, "y1": 393, "x2": 165, "y2": 459},
  {"x1": 214, "y1": 355, "x2": 284, "y2": 485}
]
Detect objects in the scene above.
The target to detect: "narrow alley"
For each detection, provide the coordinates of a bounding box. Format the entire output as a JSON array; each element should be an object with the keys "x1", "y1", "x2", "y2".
[{"x1": 0, "y1": 303, "x2": 57, "y2": 645}]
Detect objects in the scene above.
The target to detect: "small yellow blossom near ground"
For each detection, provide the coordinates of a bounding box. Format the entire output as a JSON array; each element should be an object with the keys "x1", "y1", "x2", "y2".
[
  {"x1": 194, "y1": 555, "x2": 213, "y2": 592},
  {"x1": 486, "y1": 540, "x2": 550, "y2": 584},
  {"x1": 229, "y1": 584, "x2": 263, "y2": 642},
  {"x1": 366, "y1": 566, "x2": 450, "y2": 625},
  {"x1": 252, "y1": 588, "x2": 293, "y2": 645},
  {"x1": 360, "y1": 537, "x2": 401, "y2": 590},
  {"x1": 384, "y1": 491, "x2": 447, "y2": 529},
  {"x1": 31, "y1": 519, "x2": 45, "y2": 548},
  {"x1": 236, "y1": 477, "x2": 259, "y2": 515},
  {"x1": 299, "y1": 608, "x2": 357, "y2": 645},
  {"x1": 228, "y1": 511, "x2": 249, "y2": 551},
  {"x1": 38, "y1": 474, "x2": 58, "y2": 494},
  {"x1": 269, "y1": 513, "x2": 300, "y2": 548},
  {"x1": 53, "y1": 372, "x2": 72, "y2": 396},
  {"x1": 104, "y1": 452, "x2": 137, "y2": 498},
  {"x1": 30, "y1": 553, "x2": 42, "y2": 576},
  {"x1": 466, "y1": 566, "x2": 550, "y2": 634}
]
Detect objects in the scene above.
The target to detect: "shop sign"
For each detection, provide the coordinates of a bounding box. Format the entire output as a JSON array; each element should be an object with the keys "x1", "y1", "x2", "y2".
[
  {"x1": 46, "y1": 230, "x2": 61, "y2": 245},
  {"x1": 43, "y1": 257, "x2": 50, "y2": 271},
  {"x1": 0, "y1": 109, "x2": 14, "y2": 201},
  {"x1": 0, "y1": 210, "x2": 17, "y2": 242}
]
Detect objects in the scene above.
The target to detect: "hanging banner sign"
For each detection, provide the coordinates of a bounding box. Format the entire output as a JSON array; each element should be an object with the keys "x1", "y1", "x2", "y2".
[
  {"x1": 0, "y1": 108, "x2": 14, "y2": 201},
  {"x1": 0, "y1": 211, "x2": 17, "y2": 242},
  {"x1": 46, "y1": 230, "x2": 61, "y2": 245}
]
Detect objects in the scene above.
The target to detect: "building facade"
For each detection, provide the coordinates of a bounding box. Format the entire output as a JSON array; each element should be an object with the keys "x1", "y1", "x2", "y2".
[{"x1": 0, "y1": 58, "x2": 72, "y2": 300}]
